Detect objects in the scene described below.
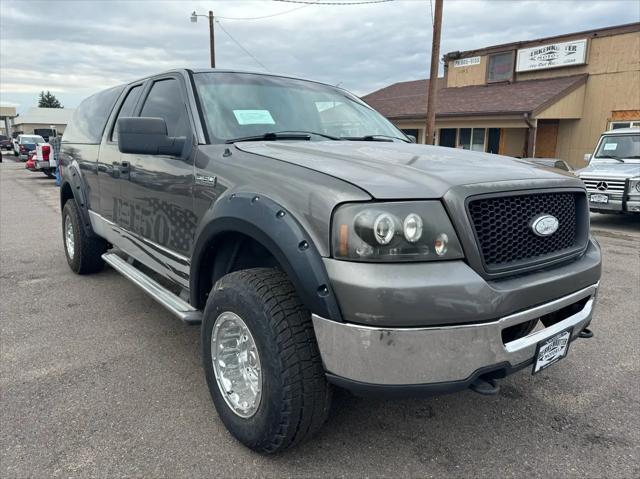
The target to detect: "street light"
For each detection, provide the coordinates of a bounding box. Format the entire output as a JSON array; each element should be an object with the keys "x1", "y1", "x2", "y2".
[{"x1": 191, "y1": 10, "x2": 215, "y2": 68}]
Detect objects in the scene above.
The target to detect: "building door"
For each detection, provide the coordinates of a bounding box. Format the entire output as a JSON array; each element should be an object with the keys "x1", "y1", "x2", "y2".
[
  {"x1": 487, "y1": 128, "x2": 501, "y2": 154},
  {"x1": 439, "y1": 128, "x2": 456, "y2": 148},
  {"x1": 535, "y1": 120, "x2": 559, "y2": 158}
]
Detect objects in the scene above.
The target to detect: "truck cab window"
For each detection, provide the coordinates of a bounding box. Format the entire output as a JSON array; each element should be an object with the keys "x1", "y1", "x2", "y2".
[
  {"x1": 140, "y1": 79, "x2": 190, "y2": 138},
  {"x1": 112, "y1": 85, "x2": 142, "y2": 141}
]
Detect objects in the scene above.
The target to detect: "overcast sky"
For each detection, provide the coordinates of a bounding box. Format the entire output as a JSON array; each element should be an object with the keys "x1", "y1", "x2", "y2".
[{"x1": 1, "y1": 0, "x2": 638, "y2": 112}]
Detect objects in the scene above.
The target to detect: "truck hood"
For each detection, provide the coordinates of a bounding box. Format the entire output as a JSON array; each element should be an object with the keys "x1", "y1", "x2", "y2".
[
  {"x1": 578, "y1": 161, "x2": 640, "y2": 179},
  {"x1": 236, "y1": 141, "x2": 578, "y2": 199}
]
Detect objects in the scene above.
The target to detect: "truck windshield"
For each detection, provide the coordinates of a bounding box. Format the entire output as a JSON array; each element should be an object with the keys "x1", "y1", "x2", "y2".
[
  {"x1": 594, "y1": 134, "x2": 640, "y2": 161},
  {"x1": 194, "y1": 72, "x2": 406, "y2": 143}
]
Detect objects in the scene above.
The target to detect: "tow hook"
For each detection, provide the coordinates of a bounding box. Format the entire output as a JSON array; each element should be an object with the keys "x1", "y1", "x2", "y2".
[
  {"x1": 469, "y1": 376, "x2": 500, "y2": 396},
  {"x1": 579, "y1": 327, "x2": 594, "y2": 339}
]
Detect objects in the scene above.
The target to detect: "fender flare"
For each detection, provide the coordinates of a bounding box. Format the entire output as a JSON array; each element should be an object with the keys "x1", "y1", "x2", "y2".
[
  {"x1": 190, "y1": 192, "x2": 342, "y2": 322},
  {"x1": 60, "y1": 164, "x2": 94, "y2": 237}
]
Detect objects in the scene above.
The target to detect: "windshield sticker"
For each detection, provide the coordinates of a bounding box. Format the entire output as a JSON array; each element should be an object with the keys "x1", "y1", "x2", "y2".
[
  {"x1": 603, "y1": 143, "x2": 618, "y2": 151},
  {"x1": 233, "y1": 110, "x2": 275, "y2": 125}
]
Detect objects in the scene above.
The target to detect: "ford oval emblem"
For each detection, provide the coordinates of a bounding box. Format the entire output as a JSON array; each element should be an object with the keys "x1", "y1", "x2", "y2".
[{"x1": 531, "y1": 214, "x2": 559, "y2": 237}]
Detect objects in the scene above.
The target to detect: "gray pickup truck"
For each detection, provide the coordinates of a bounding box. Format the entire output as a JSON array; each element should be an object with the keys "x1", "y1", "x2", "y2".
[
  {"x1": 59, "y1": 69, "x2": 601, "y2": 453},
  {"x1": 578, "y1": 127, "x2": 640, "y2": 214}
]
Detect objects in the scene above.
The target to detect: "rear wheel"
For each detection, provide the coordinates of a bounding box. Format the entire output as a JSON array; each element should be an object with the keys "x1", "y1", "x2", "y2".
[
  {"x1": 62, "y1": 199, "x2": 107, "y2": 274},
  {"x1": 202, "y1": 268, "x2": 332, "y2": 453}
]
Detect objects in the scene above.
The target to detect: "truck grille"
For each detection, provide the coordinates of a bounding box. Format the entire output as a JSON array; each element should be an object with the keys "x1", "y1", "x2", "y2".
[
  {"x1": 581, "y1": 177, "x2": 626, "y2": 200},
  {"x1": 467, "y1": 191, "x2": 586, "y2": 273}
]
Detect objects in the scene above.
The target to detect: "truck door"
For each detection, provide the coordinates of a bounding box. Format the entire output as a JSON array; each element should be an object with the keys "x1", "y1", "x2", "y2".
[
  {"x1": 98, "y1": 82, "x2": 145, "y2": 223},
  {"x1": 118, "y1": 76, "x2": 197, "y2": 283}
]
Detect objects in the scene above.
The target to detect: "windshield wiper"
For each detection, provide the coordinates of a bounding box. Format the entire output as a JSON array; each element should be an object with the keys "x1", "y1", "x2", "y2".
[
  {"x1": 275, "y1": 130, "x2": 341, "y2": 140},
  {"x1": 595, "y1": 155, "x2": 625, "y2": 162},
  {"x1": 341, "y1": 134, "x2": 409, "y2": 143},
  {"x1": 226, "y1": 132, "x2": 311, "y2": 144}
]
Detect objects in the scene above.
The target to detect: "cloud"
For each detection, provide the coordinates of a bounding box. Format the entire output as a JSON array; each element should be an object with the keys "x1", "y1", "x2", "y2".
[{"x1": 0, "y1": 0, "x2": 637, "y2": 111}]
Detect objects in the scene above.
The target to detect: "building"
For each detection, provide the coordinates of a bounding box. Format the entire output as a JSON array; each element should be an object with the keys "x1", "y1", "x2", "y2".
[
  {"x1": 11, "y1": 107, "x2": 75, "y2": 137},
  {"x1": 363, "y1": 23, "x2": 640, "y2": 167}
]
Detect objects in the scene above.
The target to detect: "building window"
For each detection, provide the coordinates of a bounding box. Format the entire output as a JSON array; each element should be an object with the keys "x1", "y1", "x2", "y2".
[
  {"x1": 439, "y1": 128, "x2": 457, "y2": 148},
  {"x1": 610, "y1": 121, "x2": 640, "y2": 129},
  {"x1": 459, "y1": 128, "x2": 486, "y2": 151},
  {"x1": 401, "y1": 128, "x2": 420, "y2": 142},
  {"x1": 487, "y1": 51, "x2": 514, "y2": 83}
]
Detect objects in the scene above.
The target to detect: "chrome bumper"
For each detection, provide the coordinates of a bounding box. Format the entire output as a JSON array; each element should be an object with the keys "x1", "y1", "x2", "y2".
[
  {"x1": 626, "y1": 199, "x2": 640, "y2": 213},
  {"x1": 312, "y1": 283, "x2": 598, "y2": 385}
]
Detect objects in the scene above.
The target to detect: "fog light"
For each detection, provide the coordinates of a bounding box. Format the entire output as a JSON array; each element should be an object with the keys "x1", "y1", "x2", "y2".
[
  {"x1": 403, "y1": 213, "x2": 423, "y2": 243},
  {"x1": 434, "y1": 233, "x2": 448, "y2": 256}
]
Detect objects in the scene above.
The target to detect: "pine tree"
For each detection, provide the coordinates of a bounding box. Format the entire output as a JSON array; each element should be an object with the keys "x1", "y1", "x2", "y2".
[{"x1": 38, "y1": 91, "x2": 63, "y2": 108}]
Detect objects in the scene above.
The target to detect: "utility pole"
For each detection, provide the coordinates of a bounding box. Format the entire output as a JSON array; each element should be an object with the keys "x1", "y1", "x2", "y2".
[
  {"x1": 425, "y1": 0, "x2": 443, "y2": 145},
  {"x1": 208, "y1": 11, "x2": 216, "y2": 68}
]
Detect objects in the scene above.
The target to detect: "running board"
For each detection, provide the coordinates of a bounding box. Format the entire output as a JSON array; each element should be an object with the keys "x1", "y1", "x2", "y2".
[{"x1": 102, "y1": 253, "x2": 202, "y2": 324}]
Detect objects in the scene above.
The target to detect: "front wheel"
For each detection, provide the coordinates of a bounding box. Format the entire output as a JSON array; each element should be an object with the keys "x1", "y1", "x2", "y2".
[{"x1": 202, "y1": 268, "x2": 332, "y2": 453}]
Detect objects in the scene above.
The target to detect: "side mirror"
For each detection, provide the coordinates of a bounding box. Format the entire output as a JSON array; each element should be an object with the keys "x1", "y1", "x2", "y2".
[
  {"x1": 583, "y1": 153, "x2": 592, "y2": 164},
  {"x1": 407, "y1": 135, "x2": 417, "y2": 143},
  {"x1": 117, "y1": 117, "x2": 186, "y2": 157}
]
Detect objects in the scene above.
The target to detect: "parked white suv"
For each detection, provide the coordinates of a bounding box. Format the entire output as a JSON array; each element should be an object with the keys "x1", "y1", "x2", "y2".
[{"x1": 578, "y1": 128, "x2": 640, "y2": 214}]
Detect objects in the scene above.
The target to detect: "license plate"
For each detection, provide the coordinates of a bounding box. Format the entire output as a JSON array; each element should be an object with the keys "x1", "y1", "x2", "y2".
[
  {"x1": 533, "y1": 329, "x2": 572, "y2": 374},
  {"x1": 590, "y1": 193, "x2": 609, "y2": 204}
]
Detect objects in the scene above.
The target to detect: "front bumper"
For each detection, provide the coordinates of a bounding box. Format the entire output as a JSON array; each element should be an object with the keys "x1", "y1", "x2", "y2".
[
  {"x1": 625, "y1": 199, "x2": 640, "y2": 213},
  {"x1": 312, "y1": 283, "x2": 598, "y2": 388},
  {"x1": 589, "y1": 198, "x2": 640, "y2": 213}
]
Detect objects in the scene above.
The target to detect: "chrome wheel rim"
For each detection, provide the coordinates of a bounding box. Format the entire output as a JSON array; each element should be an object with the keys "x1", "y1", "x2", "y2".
[
  {"x1": 64, "y1": 215, "x2": 75, "y2": 260},
  {"x1": 211, "y1": 312, "x2": 262, "y2": 418}
]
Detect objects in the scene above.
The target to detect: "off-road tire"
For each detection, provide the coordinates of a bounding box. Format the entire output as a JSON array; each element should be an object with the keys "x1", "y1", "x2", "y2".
[
  {"x1": 202, "y1": 268, "x2": 332, "y2": 454},
  {"x1": 62, "y1": 199, "x2": 107, "y2": 274}
]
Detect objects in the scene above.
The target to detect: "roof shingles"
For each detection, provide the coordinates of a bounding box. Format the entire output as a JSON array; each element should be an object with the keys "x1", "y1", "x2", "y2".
[{"x1": 363, "y1": 74, "x2": 588, "y2": 119}]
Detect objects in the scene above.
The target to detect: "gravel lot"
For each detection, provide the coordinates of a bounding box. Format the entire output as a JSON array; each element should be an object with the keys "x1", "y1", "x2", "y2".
[{"x1": 1, "y1": 155, "x2": 639, "y2": 478}]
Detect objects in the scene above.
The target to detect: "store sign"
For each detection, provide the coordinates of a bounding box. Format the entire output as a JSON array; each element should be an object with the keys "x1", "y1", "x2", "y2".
[
  {"x1": 516, "y1": 39, "x2": 587, "y2": 72},
  {"x1": 454, "y1": 56, "x2": 481, "y2": 68}
]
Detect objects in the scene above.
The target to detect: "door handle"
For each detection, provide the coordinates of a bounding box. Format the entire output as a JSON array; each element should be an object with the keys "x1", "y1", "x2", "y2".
[{"x1": 112, "y1": 161, "x2": 130, "y2": 173}]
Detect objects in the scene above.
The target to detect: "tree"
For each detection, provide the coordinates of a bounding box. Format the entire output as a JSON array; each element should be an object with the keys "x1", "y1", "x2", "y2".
[{"x1": 38, "y1": 91, "x2": 63, "y2": 108}]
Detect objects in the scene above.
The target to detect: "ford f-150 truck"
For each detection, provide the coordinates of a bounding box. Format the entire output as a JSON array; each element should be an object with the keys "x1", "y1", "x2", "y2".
[
  {"x1": 59, "y1": 69, "x2": 601, "y2": 453},
  {"x1": 578, "y1": 127, "x2": 640, "y2": 214}
]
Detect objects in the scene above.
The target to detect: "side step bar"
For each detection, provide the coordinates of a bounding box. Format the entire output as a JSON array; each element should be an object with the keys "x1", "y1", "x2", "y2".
[{"x1": 102, "y1": 253, "x2": 202, "y2": 324}]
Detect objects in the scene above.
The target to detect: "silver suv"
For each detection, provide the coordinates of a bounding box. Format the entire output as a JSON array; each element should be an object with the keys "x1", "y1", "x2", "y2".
[{"x1": 579, "y1": 128, "x2": 640, "y2": 214}]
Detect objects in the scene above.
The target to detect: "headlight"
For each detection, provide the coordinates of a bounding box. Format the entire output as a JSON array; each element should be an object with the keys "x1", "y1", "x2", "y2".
[
  {"x1": 332, "y1": 202, "x2": 464, "y2": 262},
  {"x1": 629, "y1": 178, "x2": 640, "y2": 194}
]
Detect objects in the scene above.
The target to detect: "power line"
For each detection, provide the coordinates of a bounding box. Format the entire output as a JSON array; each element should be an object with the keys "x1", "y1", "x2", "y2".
[
  {"x1": 215, "y1": 20, "x2": 270, "y2": 72},
  {"x1": 273, "y1": 0, "x2": 394, "y2": 5},
  {"x1": 217, "y1": 4, "x2": 310, "y2": 20}
]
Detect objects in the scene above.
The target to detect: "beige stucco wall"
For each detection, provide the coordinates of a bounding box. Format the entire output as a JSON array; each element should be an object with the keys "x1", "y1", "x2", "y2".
[
  {"x1": 555, "y1": 69, "x2": 640, "y2": 166},
  {"x1": 444, "y1": 30, "x2": 640, "y2": 167},
  {"x1": 11, "y1": 123, "x2": 67, "y2": 135},
  {"x1": 446, "y1": 31, "x2": 640, "y2": 86},
  {"x1": 516, "y1": 31, "x2": 640, "y2": 82}
]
